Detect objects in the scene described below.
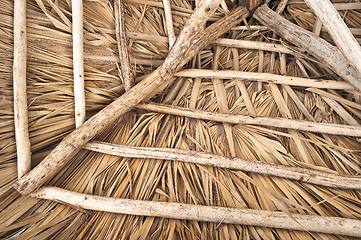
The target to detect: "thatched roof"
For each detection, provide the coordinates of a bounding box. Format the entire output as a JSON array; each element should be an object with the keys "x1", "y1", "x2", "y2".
[{"x1": 1, "y1": 0, "x2": 361, "y2": 239}]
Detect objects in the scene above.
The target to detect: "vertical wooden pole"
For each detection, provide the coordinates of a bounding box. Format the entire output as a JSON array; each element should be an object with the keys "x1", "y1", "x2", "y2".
[
  {"x1": 14, "y1": 0, "x2": 31, "y2": 178},
  {"x1": 73, "y1": 0, "x2": 86, "y2": 127},
  {"x1": 115, "y1": 0, "x2": 134, "y2": 91},
  {"x1": 163, "y1": 0, "x2": 176, "y2": 47}
]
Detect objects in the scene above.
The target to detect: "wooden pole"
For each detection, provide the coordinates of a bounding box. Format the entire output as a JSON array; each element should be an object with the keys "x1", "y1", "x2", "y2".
[
  {"x1": 253, "y1": 5, "x2": 361, "y2": 92},
  {"x1": 213, "y1": 38, "x2": 293, "y2": 54},
  {"x1": 14, "y1": 0, "x2": 31, "y2": 178},
  {"x1": 14, "y1": 4, "x2": 250, "y2": 195},
  {"x1": 304, "y1": 0, "x2": 361, "y2": 77},
  {"x1": 163, "y1": 0, "x2": 176, "y2": 47},
  {"x1": 32, "y1": 187, "x2": 361, "y2": 237},
  {"x1": 84, "y1": 141, "x2": 361, "y2": 189},
  {"x1": 136, "y1": 103, "x2": 361, "y2": 137},
  {"x1": 72, "y1": 0, "x2": 86, "y2": 127},
  {"x1": 115, "y1": 0, "x2": 134, "y2": 91},
  {"x1": 174, "y1": 69, "x2": 354, "y2": 90}
]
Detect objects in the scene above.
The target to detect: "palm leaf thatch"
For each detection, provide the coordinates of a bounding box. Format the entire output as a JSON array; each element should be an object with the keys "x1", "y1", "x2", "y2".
[{"x1": 1, "y1": 0, "x2": 361, "y2": 239}]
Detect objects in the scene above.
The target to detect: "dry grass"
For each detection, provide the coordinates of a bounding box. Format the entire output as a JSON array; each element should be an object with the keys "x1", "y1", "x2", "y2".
[{"x1": 1, "y1": 0, "x2": 361, "y2": 239}]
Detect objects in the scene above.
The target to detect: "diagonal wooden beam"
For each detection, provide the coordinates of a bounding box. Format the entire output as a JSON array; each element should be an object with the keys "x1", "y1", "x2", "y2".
[
  {"x1": 14, "y1": 3, "x2": 250, "y2": 195},
  {"x1": 83, "y1": 141, "x2": 361, "y2": 189},
  {"x1": 136, "y1": 103, "x2": 361, "y2": 137},
  {"x1": 253, "y1": 4, "x2": 361, "y2": 92},
  {"x1": 304, "y1": 0, "x2": 361, "y2": 77}
]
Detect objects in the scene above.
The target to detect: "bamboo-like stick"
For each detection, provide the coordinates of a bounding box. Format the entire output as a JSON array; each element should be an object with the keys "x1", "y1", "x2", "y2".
[
  {"x1": 163, "y1": 0, "x2": 176, "y2": 47},
  {"x1": 253, "y1": 5, "x2": 361, "y2": 92},
  {"x1": 14, "y1": 0, "x2": 31, "y2": 178},
  {"x1": 303, "y1": 0, "x2": 361, "y2": 78},
  {"x1": 174, "y1": 69, "x2": 353, "y2": 90},
  {"x1": 231, "y1": 25, "x2": 268, "y2": 31},
  {"x1": 32, "y1": 186, "x2": 361, "y2": 237},
  {"x1": 14, "y1": 4, "x2": 250, "y2": 195},
  {"x1": 231, "y1": 25, "x2": 361, "y2": 35},
  {"x1": 213, "y1": 38, "x2": 293, "y2": 54},
  {"x1": 136, "y1": 103, "x2": 361, "y2": 137},
  {"x1": 73, "y1": 0, "x2": 86, "y2": 127},
  {"x1": 84, "y1": 141, "x2": 361, "y2": 189},
  {"x1": 127, "y1": 33, "x2": 295, "y2": 55},
  {"x1": 115, "y1": 0, "x2": 134, "y2": 91}
]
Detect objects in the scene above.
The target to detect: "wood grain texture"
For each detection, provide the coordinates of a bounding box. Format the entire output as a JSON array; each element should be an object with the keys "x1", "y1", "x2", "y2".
[
  {"x1": 13, "y1": 0, "x2": 31, "y2": 178},
  {"x1": 32, "y1": 186, "x2": 361, "y2": 237},
  {"x1": 115, "y1": 0, "x2": 134, "y2": 91}
]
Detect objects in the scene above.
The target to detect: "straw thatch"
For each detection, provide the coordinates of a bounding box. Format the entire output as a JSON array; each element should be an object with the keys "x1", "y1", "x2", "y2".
[{"x1": 1, "y1": 0, "x2": 361, "y2": 239}]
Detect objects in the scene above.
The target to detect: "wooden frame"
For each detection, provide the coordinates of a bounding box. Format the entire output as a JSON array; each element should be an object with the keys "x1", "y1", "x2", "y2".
[{"x1": 12, "y1": 1, "x2": 361, "y2": 237}]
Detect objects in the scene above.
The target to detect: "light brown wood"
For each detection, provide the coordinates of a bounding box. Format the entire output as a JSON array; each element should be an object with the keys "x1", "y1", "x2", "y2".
[
  {"x1": 115, "y1": 0, "x2": 134, "y2": 91},
  {"x1": 213, "y1": 38, "x2": 293, "y2": 54},
  {"x1": 32, "y1": 186, "x2": 361, "y2": 237},
  {"x1": 254, "y1": 5, "x2": 361, "y2": 92},
  {"x1": 304, "y1": 0, "x2": 361, "y2": 77},
  {"x1": 163, "y1": 0, "x2": 176, "y2": 47},
  {"x1": 72, "y1": 0, "x2": 85, "y2": 127},
  {"x1": 136, "y1": 102, "x2": 361, "y2": 137},
  {"x1": 84, "y1": 141, "x2": 361, "y2": 189},
  {"x1": 14, "y1": 0, "x2": 31, "y2": 178},
  {"x1": 174, "y1": 69, "x2": 353, "y2": 90},
  {"x1": 14, "y1": 4, "x2": 250, "y2": 195}
]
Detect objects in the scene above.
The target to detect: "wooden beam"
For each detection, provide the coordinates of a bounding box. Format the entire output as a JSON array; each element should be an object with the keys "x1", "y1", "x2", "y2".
[
  {"x1": 14, "y1": 4, "x2": 250, "y2": 195},
  {"x1": 13, "y1": 0, "x2": 31, "y2": 178},
  {"x1": 253, "y1": 5, "x2": 361, "y2": 92},
  {"x1": 72, "y1": 0, "x2": 86, "y2": 127},
  {"x1": 84, "y1": 141, "x2": 361, "y2": 189},
  {"x1": 32, "y1": 187, "x2": 361, "y2": 238}
]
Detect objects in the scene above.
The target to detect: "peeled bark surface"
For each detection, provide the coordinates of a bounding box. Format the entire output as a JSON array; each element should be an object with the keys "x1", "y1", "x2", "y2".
[
  {"x1": 115, "y1": 0, "x2": 134, "y2": 91},
  {"x1": 304, "y1": 0, "x2": 361, "y2": 78},
  {"x1": 84, "y1": 141, "x2": 361, "y2": 189},
  {"x1": 136, "y1": 103, "x2": 361, "y2": 137},
  {"x1": 13, "y1": 0, "x2": 31, "y2": 178},
  {"x1": 174, "y1": 69, "x2": 353, "y2": 90},
  {"x1": 254, "y1": 5, "x2": 361, "y2": 92},
  {"x1": 72, "y1": 0, "x2": 85, "y2": 127},
  {"x1": 213, "y1": 38, "x2": 293, "y2": 54},
  {"x1": 14, "y1": 4, "x2": 250, "y2": 195},
  {"x1": 32, "y1": 187, "x2": 361, "y2": 237}
]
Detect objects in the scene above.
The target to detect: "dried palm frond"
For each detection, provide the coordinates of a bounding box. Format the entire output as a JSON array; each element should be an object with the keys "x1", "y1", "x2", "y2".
[{"x1": 1, "y1": 0, "x2": 361, "y2": 239}]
